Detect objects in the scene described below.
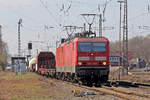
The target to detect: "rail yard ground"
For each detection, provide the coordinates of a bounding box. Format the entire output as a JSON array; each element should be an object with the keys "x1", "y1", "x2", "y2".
[
  {"x1": 0, "y1": 71, "x2": 122, "y2": 100},
  {"x1": 1, "y1": 70, "x2": 150, "y2": 100},
  {"x1": 110, "y1": 66, "x2": 150, "y2": 84}
]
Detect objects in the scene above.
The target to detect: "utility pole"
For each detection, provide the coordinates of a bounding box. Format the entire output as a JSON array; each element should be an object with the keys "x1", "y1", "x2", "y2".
[
  {"x1": 99, "y1": 14, "x2": 102, "y2": 37},
  {"x1": 98, "y1": 1, "x2": 108, "y2": 37},
  {"x1": 118, "y1": 0, "x2": 124, "y2": 80},
  {"x1": 122, "y1": 0, "x2": 128, "y2": 75},
  {"x1": 18, "y1": 19, "x2": 22, "y2": 57}
]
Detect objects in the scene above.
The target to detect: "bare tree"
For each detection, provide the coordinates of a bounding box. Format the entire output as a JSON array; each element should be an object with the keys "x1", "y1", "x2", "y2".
[
  {"x1": 110, "y1": 35, "x2": 150, "y2": 67},
  {"x1": 0, "y1": 42, "x2": 8, "y2": 70}
]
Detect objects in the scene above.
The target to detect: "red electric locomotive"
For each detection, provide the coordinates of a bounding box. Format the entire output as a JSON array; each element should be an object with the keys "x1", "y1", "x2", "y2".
[{"x1": 56, "y1": 32, "x2": 110, "y2": 86}]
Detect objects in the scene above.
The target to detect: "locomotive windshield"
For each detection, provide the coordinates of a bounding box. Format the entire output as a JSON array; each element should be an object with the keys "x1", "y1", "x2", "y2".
[
  {"x1": 93, "y1": 42, "x2": 106, "y2": 52},
  {"x1": 78, "y1": 42, "x2": 106, "y2": 52},
  {"x1": 78, "y1": 42, "x2": 91, "y2": 52}
]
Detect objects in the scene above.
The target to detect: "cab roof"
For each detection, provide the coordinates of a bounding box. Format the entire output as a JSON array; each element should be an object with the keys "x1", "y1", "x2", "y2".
[{"x1": 73, "y1": 37, "x2": 109, "y2": 42}]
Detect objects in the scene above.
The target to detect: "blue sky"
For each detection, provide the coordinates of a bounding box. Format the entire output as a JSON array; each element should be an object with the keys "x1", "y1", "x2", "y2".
[{"x1": 0, "y1": 0, "x2": 150, "y2": 56}]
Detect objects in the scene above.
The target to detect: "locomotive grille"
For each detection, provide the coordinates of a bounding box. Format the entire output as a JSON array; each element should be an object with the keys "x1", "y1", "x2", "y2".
[{"x1": 90, "y1": 57, "x2": 95, "y2": 61}]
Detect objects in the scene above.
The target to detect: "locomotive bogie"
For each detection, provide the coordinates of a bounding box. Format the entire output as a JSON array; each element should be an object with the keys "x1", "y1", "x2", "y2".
[{"x1": 75, "y1": 66, "x2": 109, "y2": 85}]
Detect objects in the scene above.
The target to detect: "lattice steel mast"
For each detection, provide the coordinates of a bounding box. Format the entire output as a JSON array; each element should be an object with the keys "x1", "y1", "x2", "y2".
[
  {"x1": 122, "y1": 0, "x2": 128, "y2": 74},
  {"x1": 18, "y1": 19, "x2": 22, "y2": 57},
  {"x1": 118, "y1": 0, "x2": 124, "y2": 80}
]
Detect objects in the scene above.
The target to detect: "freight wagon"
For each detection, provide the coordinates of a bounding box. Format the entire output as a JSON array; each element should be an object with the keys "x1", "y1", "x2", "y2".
[{"x1": 35, "y1": 51, "x2": 56, "y2": 77}]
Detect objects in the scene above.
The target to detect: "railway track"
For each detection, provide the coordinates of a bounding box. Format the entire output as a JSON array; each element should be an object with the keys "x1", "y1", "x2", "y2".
[
  {"x1": 52, "y1": 79, "x2": 150, "y2": 100},
  {"x1": 65, "y1": 81, "x2": 150, "y2": 100},
  {"x1": 111, "y1": 80, "x2": 150, "y2": 90},
  {"x1": 70, "y1": 83, "x2": 150, "y2": 100},
  {"x1": 101, "y1": 86, "x2": 150, "y2": 99},
  {"x1": 139, "y1": 85, "x2": 150, "y2": 89},
  {"x1": 38, "y1": 73, "x2": 150, "y2": 100}
]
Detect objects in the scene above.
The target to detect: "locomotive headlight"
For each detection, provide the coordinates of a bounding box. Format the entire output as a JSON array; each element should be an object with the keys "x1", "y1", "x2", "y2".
[
  {"x1": 78, "y1": 62, "x2": 82, "y2": 65},
  {"x1": 103, "y1": 62, "x2": 107, "y2": 65}
]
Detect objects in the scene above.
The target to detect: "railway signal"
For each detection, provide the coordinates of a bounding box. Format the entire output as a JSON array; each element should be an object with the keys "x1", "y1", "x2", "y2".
[{"x1": 28, "y1": 43, "x2": 32, "y2": 50}]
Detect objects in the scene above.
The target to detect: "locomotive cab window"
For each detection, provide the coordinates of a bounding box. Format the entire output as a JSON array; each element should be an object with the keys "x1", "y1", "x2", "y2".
[
  {"x1": 93, "y1": 42, "x2": 106, "y2": 52},
  {"x1": 78, "y1": 42, "x2": 91, "y2": 52},
  {"x1": 78, "y1": 42, "x2": 106, "y2": 52}
]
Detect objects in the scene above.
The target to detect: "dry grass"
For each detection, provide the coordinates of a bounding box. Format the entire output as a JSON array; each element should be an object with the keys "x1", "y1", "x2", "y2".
[
  {"x1": 0, "y1": 71, "x2": 131, "y2": 100},
  {"x1": 0, "y1": 72, "x2": 61, "y2": 100},
  {"x1": 109, "y1": 67, "x2": 150, "y2": 83},
  {"x1": 119, "y1": 72, "x2": 150, "y2": 83},
  {"x1": 2, "y1": 69, "x2": 149, "y2": 100}
]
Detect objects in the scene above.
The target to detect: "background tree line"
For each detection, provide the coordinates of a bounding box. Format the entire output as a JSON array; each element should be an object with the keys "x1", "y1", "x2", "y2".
[
  {"x1": 110, "y1": 35, "x2": 150, "y2": 67},
  {"x1": 0, "y1": 40, "x2": 8, "y2": 71}
]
